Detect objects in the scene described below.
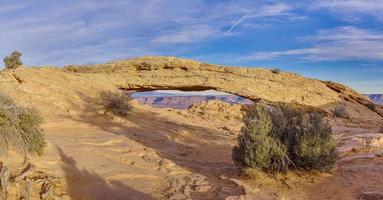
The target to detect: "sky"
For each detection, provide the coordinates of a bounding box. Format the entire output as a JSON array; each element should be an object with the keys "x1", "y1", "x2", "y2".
[{"x1": 0, "y1": 0, "x2": 382, "y2": 94}]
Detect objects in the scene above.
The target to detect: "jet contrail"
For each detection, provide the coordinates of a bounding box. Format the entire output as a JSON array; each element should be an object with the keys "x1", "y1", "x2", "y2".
[{"x1": 224, "y1": 14, "x2": 250, "y2": 36}]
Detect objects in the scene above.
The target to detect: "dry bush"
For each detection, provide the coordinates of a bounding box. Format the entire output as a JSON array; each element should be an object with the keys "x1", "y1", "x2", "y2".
[
  {"x1": 233, "y1": 103, "x2": 336, "y2": 174},
  {"x1": 271, "y1": 68, "x2": 280, "y2": 74},
  {"x1": 0, "y1": 93, "x2": 45, "y2": 156},
  {"x1": 366, "y1": 103, "x2": 377, "y2": 112},
  {"x1": 3, "y1": 51, "x2": 23, "y2": 69},
  {"x1": 63, "y1": 65, "x2": 99, "y2": 73},
  {"x1": 63, "y1": 65, "x2": 83, "y2": 73},
  {"x1": 100, "y1": 91, "x2": 132, "y2": 116},
  {"x1": 332, "y1": 105, "x2": 349, "y2": 119}
]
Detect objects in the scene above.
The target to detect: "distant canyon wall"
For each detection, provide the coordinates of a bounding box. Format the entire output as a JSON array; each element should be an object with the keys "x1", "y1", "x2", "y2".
[
  {"x1": 368, "y1": 94, "x2": 383, "y2": 105},
  {"x1": 132, "y1": 95, "x2": 253, "y2": 109}
]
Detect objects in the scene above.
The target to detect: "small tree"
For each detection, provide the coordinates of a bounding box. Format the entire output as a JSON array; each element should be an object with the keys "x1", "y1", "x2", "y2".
[{"x1": 3, "y1": 51, "x2": 23, "y2": 69}]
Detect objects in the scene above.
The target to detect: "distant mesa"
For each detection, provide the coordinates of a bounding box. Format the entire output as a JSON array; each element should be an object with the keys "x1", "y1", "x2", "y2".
[
  {"x1": 367, "y1": 94, "x2": 383, "y2": 105},
  {"x1": 131, "y1": 90, "x2": 253, "y2": 109}
]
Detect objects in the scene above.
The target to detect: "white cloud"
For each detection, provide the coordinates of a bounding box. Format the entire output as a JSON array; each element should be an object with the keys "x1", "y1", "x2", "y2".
[
  {"x1": 0, "y1": 1, "x2": 299, "y2": 66},
  {"x1": 224, "y1": 3, "x2": 293, "y2": 35},
  {"x1": 244, "y1": 26, "x2": 383, "y2": 61},
  {"x1": 152, "y1": 25, "x2": 218, "y2": 44},
  {"x1": 0, "y1": 2, "x2": 32, "y2": 14},
  {"x1": 311, "y1": 0, "x2": 383, "y2": 12},
  {"x1": 310, "y1": 0, "x2": 383, "y2": 21}
]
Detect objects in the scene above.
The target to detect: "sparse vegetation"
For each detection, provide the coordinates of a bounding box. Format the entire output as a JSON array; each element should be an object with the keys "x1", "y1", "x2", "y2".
[
  {"x1": 366, "y1": 103, "x2": 377, "y2": 112},
  {"x1": 332, "y1": 105, "x2": 349, "y2": 119},
  {"x1": 0, "y1": 92, "x2": 45, "y2": 156},
  {"x1": 3, "y1": 51, "x2": 23, "y2": 69},
  {"x1": 271, "y1": 68, "x2": 280, "y2": 74},
  {"x1": 100, "y1": 91, "x2": 132, "y2": 116},
  {"x1": 233, "y1": 103, "x2": 336, "y2": 174}
]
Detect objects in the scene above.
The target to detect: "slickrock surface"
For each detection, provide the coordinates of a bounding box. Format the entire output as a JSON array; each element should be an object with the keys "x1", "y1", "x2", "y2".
[
  {"x1": 63, "y1": 56, "x2": 381, "y2": 117},
  {"x1": 0, "y1": 56, "x2": 381, "y2": 120},
  {"x1": 0, "y1": 56, "x2": 381, "y2": 199}
]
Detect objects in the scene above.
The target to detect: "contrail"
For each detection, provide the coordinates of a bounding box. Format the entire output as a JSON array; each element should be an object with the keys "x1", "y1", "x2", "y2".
[{"x1": 224, "y1": 9, "x2": 255, "y2": 36}]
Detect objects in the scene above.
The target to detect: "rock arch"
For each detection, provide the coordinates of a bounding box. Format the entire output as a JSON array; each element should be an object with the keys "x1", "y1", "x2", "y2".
[{"x1": 64, "y1": 56, "x2": 382, "y2": 119}]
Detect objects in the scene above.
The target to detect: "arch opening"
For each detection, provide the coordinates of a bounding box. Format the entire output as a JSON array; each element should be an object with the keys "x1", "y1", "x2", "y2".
[{"x1": 129, "y1": 89, "x2": 253, "y2": 109}]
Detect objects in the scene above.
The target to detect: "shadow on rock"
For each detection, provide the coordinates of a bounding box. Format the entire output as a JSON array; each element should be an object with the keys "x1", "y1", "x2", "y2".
[
  {"x1": 58, "y1": 147, "x2": 155, "y2": 200},
  {"x1": 62, "y1": 91, "x2": 246, "y2": 199}
]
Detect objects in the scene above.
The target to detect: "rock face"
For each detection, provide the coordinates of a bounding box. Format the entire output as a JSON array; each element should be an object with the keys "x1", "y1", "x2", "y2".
[
  {"x1": 0, "y1": 56, "x2": 382, "y2": 200},
  {"x1": 64, "y1": 56, "x2": 382, "y2": 120},
  {"x1": 67, "y1": 56, "x2": 342, "y2": 106},
  {"x1": 359, "y1": 191, "x2": 383, "y2": 200},
  {"x1": 0, "y1": 56, "x2": 381, "y2": 122}
]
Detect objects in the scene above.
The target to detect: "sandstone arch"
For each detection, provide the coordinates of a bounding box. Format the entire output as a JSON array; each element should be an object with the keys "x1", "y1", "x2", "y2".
[
  {"x1": 79, "y1": 57, "x2": 376, "y2": 110},
  {"x1": 1, "y1": 56, "x2": 381, "y2": 122}
]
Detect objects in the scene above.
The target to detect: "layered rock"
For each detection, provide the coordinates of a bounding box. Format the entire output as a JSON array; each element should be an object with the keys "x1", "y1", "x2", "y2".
[{"x1": 0, "y1": 56, "x2": 381, "y2": 122}]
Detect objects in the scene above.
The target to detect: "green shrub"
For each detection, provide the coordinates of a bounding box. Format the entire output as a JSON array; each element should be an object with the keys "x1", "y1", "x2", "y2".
[
  {"x1": 100, "y1": 91, "x2": 132, "y2": 116},
  {"x1": 233, "y1": 105, "x2": 289, "y2": 174},
  {"x1": 3, "y1": 51, "x2": 23, "y2": 69},
  {"x1": 271, "y1": 68, "x2": 280, "y2": 74},
  {"x1": 0, "y1": 92, "x2": 45, "y2": 156},
  {"x1": 233, "y1": 103, "x2": 336, "y2": 174},
  {"x1": 332, "y1": 105, "x2": 349, "y2": 119}
]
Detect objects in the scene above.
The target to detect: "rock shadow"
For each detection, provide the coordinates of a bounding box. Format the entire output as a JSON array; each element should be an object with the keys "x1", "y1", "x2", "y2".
[
  {"x1": 57, "y1": 147, "x2": 155, "y2": 200},
  {"x1": 62, "y1": 91, "x2": 245, "y2": 198}
]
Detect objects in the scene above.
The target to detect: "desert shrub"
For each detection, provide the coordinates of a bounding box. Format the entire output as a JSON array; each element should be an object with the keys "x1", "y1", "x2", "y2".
[
  {"x1": 366, "y1": 103, "x2": 377, "y2": 112},
  {"x1": 0, "y1": 92, "x2": 45, "y2": 156},
  {"x1": 100, "y1": 91, "x2": 132, "y2": 116},
  {"x1": 332, "y1": 105, "x2": 349, "y2": 119},
  {"x1": 3, "y1": 51, "x2": 23, "y2": 69},
  {"x1": 232, "y1": 105, "x2": 289, "y2": 174},
  {"x1": 271, "y1": 68, "x2": 280, "y2": 74},
  {"x1": 233, "y1": 103, "x2": 336, "y2": 174}
]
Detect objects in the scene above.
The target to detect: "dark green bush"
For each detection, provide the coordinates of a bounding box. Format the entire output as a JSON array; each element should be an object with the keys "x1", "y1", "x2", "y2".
[
  {"x1": 233, "y1": 105, "x2": 289, "y2": 174},
  {"x1": 0, "y1": 92, "x2": 45, "y2": 156},
  {"x1": 3, "y1": 51, "x2": 23, "y2": 69},
  {"x1": 233, "y1": 103, "x2": 336, "y2": 174},
  {"x1": 332, "y1": 105, "x2": 349, "y2": 119},
  {"x1": 100, "y1": 91, "x2": 132, "y2": 116}
]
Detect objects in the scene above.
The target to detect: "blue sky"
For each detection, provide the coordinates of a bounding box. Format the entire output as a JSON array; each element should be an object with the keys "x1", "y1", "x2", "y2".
[{"x1": 0, "y1": 0, "x2": 382, "y2": 93}]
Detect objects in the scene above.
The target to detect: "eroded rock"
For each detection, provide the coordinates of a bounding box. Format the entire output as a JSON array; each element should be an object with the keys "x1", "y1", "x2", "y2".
[{"x1": 360, "y1": 191, "x2": 383, "y2": 200}]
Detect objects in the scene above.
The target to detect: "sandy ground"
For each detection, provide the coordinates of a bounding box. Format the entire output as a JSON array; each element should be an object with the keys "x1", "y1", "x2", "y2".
[
  {"x1": 17, "y1": 100, "x2": 381, "y2": 200},
  {"x1": 29, "y1": 102, "x2": 244, "y2": 199},
  {"x1": 1, "y1": 60, "x2": 382, "y2": 199}
]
